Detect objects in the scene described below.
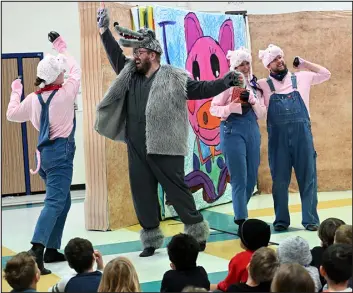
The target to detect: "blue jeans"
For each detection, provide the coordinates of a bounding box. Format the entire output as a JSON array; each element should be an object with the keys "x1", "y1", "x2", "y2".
[
  {"x1": 220, "y1": 112, "x2": 261, "y2": 220},
  {"x1": 268, "y1": 121, "x2": 319, "y2": 228},
  {"x1": 31, "y1": 138, "x2": 75, "y2": 249}
]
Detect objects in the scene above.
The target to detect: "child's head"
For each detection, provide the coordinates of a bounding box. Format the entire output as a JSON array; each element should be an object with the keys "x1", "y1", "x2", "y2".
[
  {"x1": 4, "y1": 252, "x2": 40, "y2": 291},
  {"x1": 277, "y1": 236, "x2": 312, "y2": 266},
  {"x1": 64, "y1": 237, "x2": 95, "y2": 273},
  {"x1": 167, "y1": 233, "x2": 200, "y2": 270},
  {"x1": 318, "y1": 218, "x2": 345, "y2": 248},
  {"x1": 271, "y1": 263, "x2": 315, "y2": 292},
  {"x1": 238, "y1": 219, "x2": 271, "y2": 251},
  {"x1": 248, "y1": 247, "x2": 279, "y2": 284},
  {"x1": 334, "y1": 224, "x2": 352, "y2": 245},
  {"x1": 320, "y1": 243, "x2": 352, "y2": 285},
  {"x1": 98, "y1": 256, "x2": 140, "y2": 292}
]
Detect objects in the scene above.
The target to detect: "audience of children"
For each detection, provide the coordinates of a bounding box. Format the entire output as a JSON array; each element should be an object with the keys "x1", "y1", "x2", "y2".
[
  {"x1": 226, "y1": 247, "x2": 279, "y2": 292},
  {"x1": 98, "y1": 256, "x2": 140, "y2": 292},
  {"x1": 4, "y1": 252, "x2": 40, "y2": 293},
  {"x1": 210, "y1": 219, "x2": 271, "y2": 291},
  {"x1": 320, "y1": 243, "x2": 352, "y2": 292},
  {"x1": 277, "y1": 235, "x2": 322, "y2": 291},
  {"x1": 3, "y1": 218, "x2": 352, "y2": 293},
  {"x1": 160, "y1": 233, "x2": 210, "y2": 292},
  {"x1": 270, "y1": 263, "x2": 315, "y2": 292},
  {"x1": 49, "y1": 237, "x2": 103, "y2": 292}
]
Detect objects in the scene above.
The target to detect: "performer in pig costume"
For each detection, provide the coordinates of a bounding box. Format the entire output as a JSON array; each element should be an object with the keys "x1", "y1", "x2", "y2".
[
  {"x1": 210, "y1": 47, "x2": 267, "y2": 228},
  {"x1": 257, "y1": 44, "x2": 331, "y2": 232},
  {"x1": 6, "y1": 32, "x2": 81, "y2": 274},
  {"x1": 95, "y1": 7, "x2": 244, "y2": 257}
]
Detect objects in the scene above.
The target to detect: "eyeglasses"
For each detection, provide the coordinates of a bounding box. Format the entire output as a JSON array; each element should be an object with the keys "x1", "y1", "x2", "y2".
[{"x1": 133, "y1": 49, "x2": 149, "y2": 57}]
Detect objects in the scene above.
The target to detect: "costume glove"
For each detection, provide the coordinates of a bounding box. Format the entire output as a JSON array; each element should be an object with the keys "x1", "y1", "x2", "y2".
[
  {"x1": 223, "y1": 70, "x2": 246, "y2": 88},
  {"x1": 97, "y1": 7, "x2": 110, "y2": 29}
]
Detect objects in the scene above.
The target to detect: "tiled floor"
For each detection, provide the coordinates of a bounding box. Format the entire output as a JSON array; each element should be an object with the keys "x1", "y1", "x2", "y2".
[{"x1": 1, "y1": 191, "x2": 352, "y2": 292}]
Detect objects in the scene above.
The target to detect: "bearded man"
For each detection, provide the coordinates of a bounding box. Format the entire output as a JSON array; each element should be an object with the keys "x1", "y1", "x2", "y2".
[{"x1": 257, "y1": 44, "x2": 331, "y2": 232}]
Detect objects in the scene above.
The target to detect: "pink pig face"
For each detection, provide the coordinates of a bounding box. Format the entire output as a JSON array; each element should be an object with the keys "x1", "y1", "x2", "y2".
[{"x1": 185, "y1": 13, "x2": 235, "y2": 146}]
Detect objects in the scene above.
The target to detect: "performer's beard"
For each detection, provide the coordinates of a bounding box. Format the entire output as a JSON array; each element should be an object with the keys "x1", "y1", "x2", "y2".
[
  {"x1": 271, "y1": 63, "x2": 288, "y2": 75},
  {"x1": 135, "y1": 58, "x2": 152, "y2": 75}
]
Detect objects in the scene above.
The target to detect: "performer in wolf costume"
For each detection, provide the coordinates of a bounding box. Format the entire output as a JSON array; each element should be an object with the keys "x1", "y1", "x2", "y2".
[{"x1": 95, "y1": 7, "x2": 245, "y2": 257}]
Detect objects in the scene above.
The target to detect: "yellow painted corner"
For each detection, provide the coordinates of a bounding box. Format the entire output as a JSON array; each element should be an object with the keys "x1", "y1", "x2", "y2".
[
  {"x1": 2, "y1": 272, "x2": 60, "y2": 292},
  {"x1": 2, "y1": 247, "x2": 16, "y2": 257},
  {"x1": 126, "y1": 219, "x2": 184, "y2": 236}
]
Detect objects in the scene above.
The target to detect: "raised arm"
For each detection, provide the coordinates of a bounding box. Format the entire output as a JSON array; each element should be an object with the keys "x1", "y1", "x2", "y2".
[
  {"x1": 294, "y1": 56, "x2": 331, "y2": 85},
  {"x1": 50, "y1": 34, "x2": 81, "y2": 99},
  {"x1": 97, "y1": 7, "x2": 128, "y2": 75},
  {"x1": 6, "y1": 79, "x2": 33, "y2": 122}
]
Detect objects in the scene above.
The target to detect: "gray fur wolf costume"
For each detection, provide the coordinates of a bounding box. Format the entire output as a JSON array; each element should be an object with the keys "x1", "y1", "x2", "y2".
[{"x1": 95, "y1": 8, "x2": 242, "y2": 257}]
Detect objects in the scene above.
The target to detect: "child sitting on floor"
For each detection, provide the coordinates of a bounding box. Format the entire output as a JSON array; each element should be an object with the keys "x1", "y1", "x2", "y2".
[
  {"x1": 310, "y1": 218, "x2": 345, "y2": 288},
  {"x1": 4, "y1": 252, "x2": 40, "y2": 292},
  {"x1": 98, "y1": 256, "x2": 140, "y2": 292},
  {"x1": 211, "y1": 219, "x2": 271, "y2": 291},
  {"x1": 49, "y1": 237, "x2": 103, "y2": 292},
  {"x1": 227, "y1": 247, "x2": 279, "y2": 292},
  {"x1": 277, "y1": 235, "x2": 322, "y2": 292},
  {"x1": 271, "y1": 263, "x2": 315, "y2": 292},
  {"x1": 320, "y1": 243, "x2": 352, "y2": 292},
  {"x1": 161, "y1": 233, "x2": 210, "y2": 292}
]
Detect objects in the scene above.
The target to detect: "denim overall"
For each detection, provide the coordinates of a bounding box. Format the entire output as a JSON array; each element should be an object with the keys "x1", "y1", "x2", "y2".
[
  {"x1": 266, "y1": 74, "x2": 320, "y2": 229},
  {"x1": 220, "y1": 93, "x2": 261, "y2": 221},
  {"x1": 31, "y1": 90, "x2": 76, "y2": 249}
]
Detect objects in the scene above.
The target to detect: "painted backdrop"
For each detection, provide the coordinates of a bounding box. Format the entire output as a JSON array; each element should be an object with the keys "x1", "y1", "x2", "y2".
[{"x1": 133, "y1": 6, "x2": 247, "y2": 219}]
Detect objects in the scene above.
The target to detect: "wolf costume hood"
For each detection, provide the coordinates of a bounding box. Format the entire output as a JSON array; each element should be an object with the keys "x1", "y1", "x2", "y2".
[{"x1": 114, "y1": 22, "x2": 163, "y2": 54}]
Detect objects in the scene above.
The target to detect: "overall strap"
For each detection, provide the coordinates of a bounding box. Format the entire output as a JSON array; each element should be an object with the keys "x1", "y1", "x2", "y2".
[
  {"x1": 266, "y1": 77, "x2": 276, "y2": 93},
  {"x1": 68, "y1": 112, "x2": 77, "y2": 141},
  {"x1": 291, "y1": 73, "x2": 298, "y2": 89},
  {"x1": 36, "y1": 93, "x2": 45, "y2": 106},
  {"x1": 46, "y1": 89, "x2": 59, "y2": 106}
]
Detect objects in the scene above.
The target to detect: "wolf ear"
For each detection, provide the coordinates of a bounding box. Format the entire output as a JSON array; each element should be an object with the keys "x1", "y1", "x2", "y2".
[{"x1": 147, "y1": 29, "x2": 156, "y2": 39}]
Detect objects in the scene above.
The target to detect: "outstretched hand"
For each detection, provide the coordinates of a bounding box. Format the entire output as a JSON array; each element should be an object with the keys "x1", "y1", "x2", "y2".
[
  {"x1": 223, "y1": 71, "x2": 246, "y2": 88},
  {"x1": 97, "y1": 2, "x2": 110, "y2": 29},
  {"x1": 49, "y1": 31, "x2": 67, "y2": 53},
  {"x1": 48, "y1": 31, "x2": 60, "y2": 43}
]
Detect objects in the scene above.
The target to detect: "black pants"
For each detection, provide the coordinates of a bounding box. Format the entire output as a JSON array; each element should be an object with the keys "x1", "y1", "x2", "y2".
[{"x1": 127, "y1": 138, "x2": 203, "y2": 230}]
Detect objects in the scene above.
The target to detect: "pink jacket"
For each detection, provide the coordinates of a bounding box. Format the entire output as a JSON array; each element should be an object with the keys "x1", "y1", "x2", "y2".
[
  {"x1": 210, "y1": 83, "x2": 267, "y2": 121},
  {"x1": 6, "y1": 52, "x2": 81, "y2": 140}
]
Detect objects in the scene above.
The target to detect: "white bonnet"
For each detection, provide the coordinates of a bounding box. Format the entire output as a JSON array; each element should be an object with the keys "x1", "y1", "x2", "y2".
[
  {"x1": 226, "y1": 46, "x2": 252, "y2": 71},
  {"x1": 36, "y1": 53, "x2": 67, "y2": 88},
  {"x1": 258, "y1": 44, "x2": 284, "y2": 68}
]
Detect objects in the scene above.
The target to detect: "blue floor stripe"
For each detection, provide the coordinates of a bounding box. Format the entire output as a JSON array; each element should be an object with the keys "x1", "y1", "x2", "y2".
[{"x1": 1, "y1": 198, "x2": 84, "y2": 211}]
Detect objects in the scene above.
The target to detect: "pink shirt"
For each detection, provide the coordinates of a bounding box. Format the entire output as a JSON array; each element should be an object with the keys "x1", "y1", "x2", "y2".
[
  {"x1": 210, "y1": 83, "x2": 267, "y2": 121},
  {"x1": 6, "y1": 53, "x2": 81, "y2": 140},
  {"x1": 257, "y1": 63, "x2": 331, "y2": 116}
]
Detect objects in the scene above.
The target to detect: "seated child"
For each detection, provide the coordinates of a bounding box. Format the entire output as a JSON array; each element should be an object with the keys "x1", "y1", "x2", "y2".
[
  {"x1": 211, "y1": 219, "x2": 271, "y2": 291},
  {"x1": 161, "y1": 233, "x2": 210, "y2": 292},
  {"x1": 310, "y1": 218, "x2": 345, "y2": 287},
  {"x1": 334, "y1": 224, "x2": 352, "y2": 245},
  {"x1": 227, "y1": 247, "x2": 279, "y2": 292},
  {"x1": 4, "y1": 252, "x2": 40, "y2": 292},
  {"x1": 277, "y1": 236, "x2": 322, "y2": 292},
  {"x1": 320, "y1": 243, "x2": 352, "y2": 292},
  {"x1": 98, "y1": 256, "x2": 140, "y2": 292},
  {"x1": 49, "y1": 237, "x2": 103, "y2": 292},
  {"x1": 271, "y1": 263, "x2": 315, "y2": 292}
]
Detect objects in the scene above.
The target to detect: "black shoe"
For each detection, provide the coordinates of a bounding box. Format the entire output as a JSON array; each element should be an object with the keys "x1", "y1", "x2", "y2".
[
  {"x1": 199, "y1": 241, "x2": 206, "y2": 252},
  {"x1": 28, "y1": 245, "x2": 52, "y2": 275},
  {"x1": 274, "y1": 225, "x2": 288, "y2": 232},
  {"x1": 234, "y1": 219, "x2": 246, "y2": 226},
  {"x1": 139, "y1": 247, "x2": 155, "y2": 257},
  {"x1": 44, "y1": 249, "x2": 66, "y2": 263},
  {"x1": 305, "y1": 224, "x2": 319, "y2": 231}
]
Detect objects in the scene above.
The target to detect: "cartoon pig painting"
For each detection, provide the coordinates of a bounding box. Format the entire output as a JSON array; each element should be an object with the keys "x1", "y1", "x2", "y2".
[{"x1": 183, "y1": 12, "x2": 235, "y2": 203}]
